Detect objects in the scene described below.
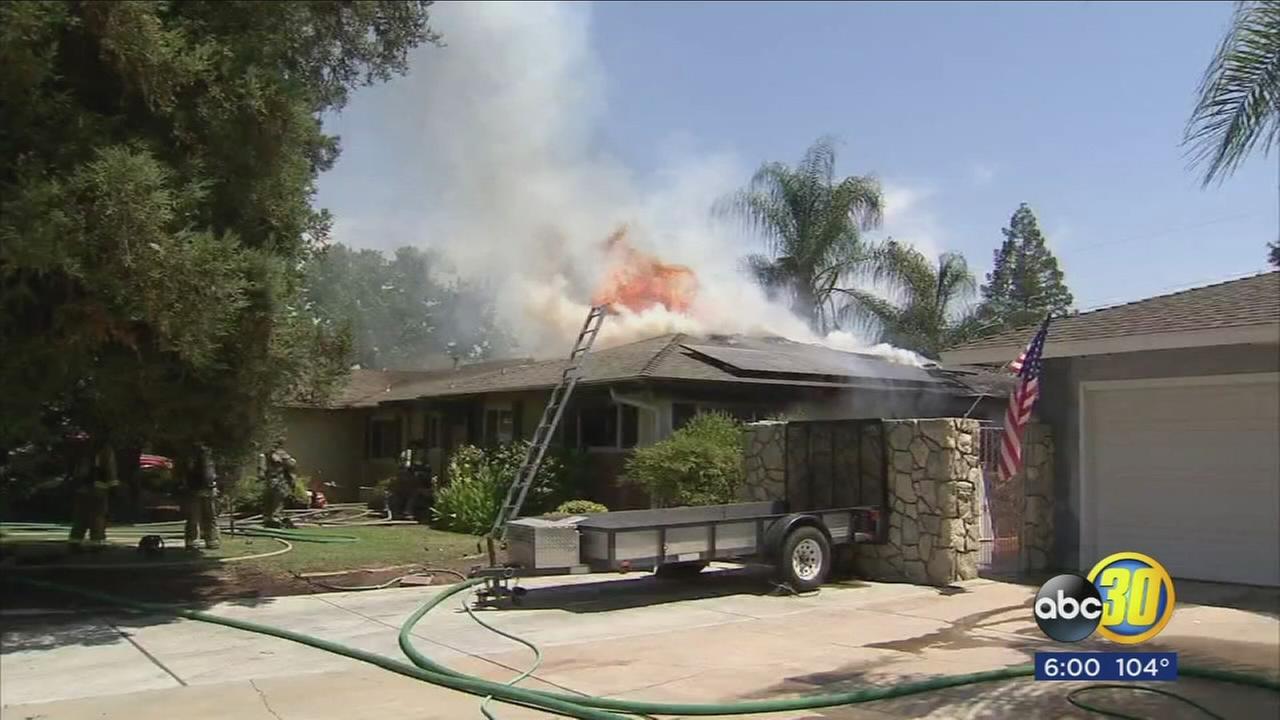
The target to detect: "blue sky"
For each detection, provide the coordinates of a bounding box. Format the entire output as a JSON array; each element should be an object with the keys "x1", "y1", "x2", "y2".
[{"x1": 317, "y1": 1, "x2": 1275, "y2": 314}]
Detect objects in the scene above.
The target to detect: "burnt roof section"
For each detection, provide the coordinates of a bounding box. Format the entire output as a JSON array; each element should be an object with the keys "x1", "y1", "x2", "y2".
[
  {"x1": 935, "y1": 365, "x2": 1019, "y2": 398},
  {"x1": 377, "y1": 333, "x2": 970, "y2": 403},
  {"x1": 946, "y1": 270, "x2": 1280, "y2": 354},
  {"x1": 682, "y1": 341, "x2": 939, "y2": 384}
]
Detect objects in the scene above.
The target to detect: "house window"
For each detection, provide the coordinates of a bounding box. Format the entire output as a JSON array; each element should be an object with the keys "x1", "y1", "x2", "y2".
[
  {"x1": 579, "y1": 405, "x2": 618, "y2": 448},
  {"x1": 672, "y1": 402, "x2": 697, "y2": 432},
  {"x1": 368, "y1": 418, "x2": 402, "y2": 459},
  {"x1": 484, "y1": 408, "x2": 514, "y2": 446},
  {"x1": 672, "y1": 403, "x2": 767, "y2": 432},
  {"x1": 620, "y1": 405, "x2": 639, "y2": 448},
  {"x1": 726, "y1": 406, "x2": 764, "y2": 423},
  {"x1": 424, "y1": 413, "x2": 442, "y2": 449},
  {"x1": 577, "y1": 404, "x2": 639, "y2": 449}
]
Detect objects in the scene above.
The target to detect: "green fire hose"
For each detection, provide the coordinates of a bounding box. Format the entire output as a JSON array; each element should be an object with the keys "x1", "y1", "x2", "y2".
[{"x1": 10, "y1": 576, "x2": 1279, "y2": 719}]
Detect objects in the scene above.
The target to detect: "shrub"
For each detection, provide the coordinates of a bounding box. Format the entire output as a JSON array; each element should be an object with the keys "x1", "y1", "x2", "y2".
[
  {"x1": 433, "y1": 442, "x2": 568, "y2": 535},
  {"x1": 555, "y1": 499, "x2": 608, "y2": 515},
  {"x1": 625, "y1": 412, "x2": 744, "y2": 507}
]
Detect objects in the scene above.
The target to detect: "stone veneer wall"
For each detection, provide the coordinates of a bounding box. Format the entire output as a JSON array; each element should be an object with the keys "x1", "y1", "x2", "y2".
[
  {"x1": 741, "y1": 418, "x2": 984, "y2": 586},
  {"x1": 740, "y1": 422, "x2": 787, "y2": 502},
  {"x1": 853, "y1": 419, "x2": 982, "y2": 586},
  {"x1": 739, "y1": 420, "x2": 885, "y2": 508},
  {"x1": 1018, "y1": 423, "x2": 1054, "y2": 572}
]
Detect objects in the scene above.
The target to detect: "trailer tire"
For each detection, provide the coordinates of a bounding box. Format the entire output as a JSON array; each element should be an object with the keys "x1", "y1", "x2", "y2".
[
  {"x1": 777, "y1": 526, "x2": 831, "y2": 591},
  {"x1": 654, "y1": 561, "x2": 707, "y2": 580}
]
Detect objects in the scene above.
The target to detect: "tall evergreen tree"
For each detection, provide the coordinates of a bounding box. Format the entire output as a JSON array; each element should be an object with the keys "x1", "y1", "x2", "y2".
[
  {"x1": 0, "y1": 2, "x2": 439, "y2": 460},
  {"x1": 979, "y1": 203, "x2": 1074, "y2": 330}
]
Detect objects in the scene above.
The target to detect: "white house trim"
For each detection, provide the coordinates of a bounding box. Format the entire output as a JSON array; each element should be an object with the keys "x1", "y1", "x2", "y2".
[
  {"x1": 943, "y1": 323, "x2": 1280, "y2": 365},
  {"x1": 1075, "y1": 372, "x2": 1280, "y2": 571}
]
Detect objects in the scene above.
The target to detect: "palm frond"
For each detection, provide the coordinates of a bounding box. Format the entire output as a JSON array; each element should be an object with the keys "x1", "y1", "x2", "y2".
[
  {"x1": 829, "y1": 175, "x2": 884, "y2": 231},
  {"x1": 715, "y1": 188, "x2": 797, "y2": 256},
  {"x1": 934, "y1": 252, "x2": 977, "y2": 316},
  {"x1": 832, "y1": 286, "x2": 899, "y2": 337},
  {"x1": 942, "y1": 308, "x2": 987, "y2": 350},
  {"x1": 869, "y1": 240, "x2": 935, "y2": 305},
  {"x1": 1185, "y1": 1, "x2": 1280, "y2": 185},
  {"x1": 798, "y1": 136, "x2": 839, "y2": 188},
  {"x1": 743, "y1": 254, "x2": 790, "y2": 291}
]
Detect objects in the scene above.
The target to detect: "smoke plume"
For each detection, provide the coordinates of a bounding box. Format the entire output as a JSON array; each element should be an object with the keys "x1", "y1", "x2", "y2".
[{"x1": 386, "y1": 2, "x2": 922, "y2": 365}]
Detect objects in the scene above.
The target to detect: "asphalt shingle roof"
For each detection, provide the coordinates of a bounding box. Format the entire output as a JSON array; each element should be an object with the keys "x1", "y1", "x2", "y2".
[
  {"x1": 287, "y1": 360, "x2": 535, "y2": 409},
  {"x1": 377, "y1": 333, "x2": 967, "y2": 403},
  {"x1": 946, "y1": 271, "x2": 1280, "y2": 354}
]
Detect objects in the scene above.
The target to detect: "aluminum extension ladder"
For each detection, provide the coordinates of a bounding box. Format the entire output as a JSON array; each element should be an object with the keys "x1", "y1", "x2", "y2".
[{"x1": 486, "y1": 305, "x2": 606, "y2": 549}]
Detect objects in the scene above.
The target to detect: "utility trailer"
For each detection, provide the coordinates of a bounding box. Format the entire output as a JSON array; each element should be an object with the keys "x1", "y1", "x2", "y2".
[{"x1": 474, "y1": 497, "x2": 884, "y2": 604}]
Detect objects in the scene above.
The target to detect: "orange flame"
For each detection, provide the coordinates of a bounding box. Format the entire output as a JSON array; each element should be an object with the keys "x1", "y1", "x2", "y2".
[{"x1": 592, "y1": 227, "x2": 698, "y2": 313}]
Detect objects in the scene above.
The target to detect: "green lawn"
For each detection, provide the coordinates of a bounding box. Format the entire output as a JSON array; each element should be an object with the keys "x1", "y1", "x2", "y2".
[
  {"x1": 1, "y1": 525, "x2": 484, "y2": 575},
  {"x1": 1, "y1": 524, "x2": 485, "y2": 605},
  {"x1": 225, "y1": 525, "x2": 484, "y2": 574}
]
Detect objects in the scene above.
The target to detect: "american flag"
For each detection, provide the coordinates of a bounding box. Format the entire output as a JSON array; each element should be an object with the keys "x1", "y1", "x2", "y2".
[
  {"x1": 999, "y1": 316, "x2": 1051, "y2": 482},
  {"x1": 138, "y1": 453, "x2": 173, "y2": 470}
]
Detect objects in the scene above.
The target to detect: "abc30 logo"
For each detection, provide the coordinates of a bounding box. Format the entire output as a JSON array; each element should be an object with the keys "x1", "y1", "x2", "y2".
[{"x1": 1034, "y1": 552, "x2": 1176, "y2": 643}]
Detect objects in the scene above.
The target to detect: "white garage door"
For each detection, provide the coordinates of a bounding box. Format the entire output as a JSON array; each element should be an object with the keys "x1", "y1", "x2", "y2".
[{"x1": 1083, "y1": 373, "x2": 1280, "y2": 586}]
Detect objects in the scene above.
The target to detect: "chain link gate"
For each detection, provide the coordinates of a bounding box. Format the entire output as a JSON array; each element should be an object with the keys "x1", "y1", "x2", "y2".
[{"x1": 976, "y1": 423, "x2": 1022, "y2": 576}]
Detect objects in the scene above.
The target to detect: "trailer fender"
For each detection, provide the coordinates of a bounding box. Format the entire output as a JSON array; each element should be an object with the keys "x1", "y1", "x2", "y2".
[{"x1": 762, "y1": 514, "x2": 831, "y2": 561}]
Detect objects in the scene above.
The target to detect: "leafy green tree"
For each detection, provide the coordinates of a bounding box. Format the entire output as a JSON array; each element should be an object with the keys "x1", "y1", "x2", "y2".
[
  {"x1": 978, "y1": 204, "x2": 1073, "y2": 331},
  {"x1": 625, "y1": 412, "x2": 744, "y2": 507},
  {"x1": 720, "y1": 137, "x2": 884, "y2": 333},
  {"x1": 838, "y1": 241, "x2": 981, "y2": 358},
  {"x1": 1185, "y1": 1, "x2": 1280, "y2": 186},
  {"x1": 0, "y1": 2, "x2": 439, "y2": 459},
  {"x1": 302, "y1": 244, "x2": 512, "y2": 369}
]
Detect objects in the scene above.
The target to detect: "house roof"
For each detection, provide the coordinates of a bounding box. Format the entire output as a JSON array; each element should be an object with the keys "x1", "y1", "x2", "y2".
[
  {"x1": 286, "y1": 360, "x2": 533, "y2": 409},
  {"x1": 942, "y1": 271, "x2": 1280, "y2": 365},
  {"x1": 378, "y1": 333, "x2": 979, "y2": 403},
  {"x1": 279, "y1": 369, "x2": 423, "y2": 409}
]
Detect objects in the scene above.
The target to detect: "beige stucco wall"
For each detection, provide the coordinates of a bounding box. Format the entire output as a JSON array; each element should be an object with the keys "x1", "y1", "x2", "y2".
[{"x1": 281, "y1": 407, "x2": 367, "y2": 501}]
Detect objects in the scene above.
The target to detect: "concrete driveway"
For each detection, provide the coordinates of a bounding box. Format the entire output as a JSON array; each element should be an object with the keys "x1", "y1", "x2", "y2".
[{"x1": 3, "y1": 568, "x2": 1278, "y2": 719}]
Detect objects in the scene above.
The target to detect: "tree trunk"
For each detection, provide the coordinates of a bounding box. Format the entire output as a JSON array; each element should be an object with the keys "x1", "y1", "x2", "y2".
[
  {"x1": 793, "y1": 282, "x2": 821, "y2": 334},
  {"x1": 116, "y1": 445, "x2": 144, "y2": 522}
]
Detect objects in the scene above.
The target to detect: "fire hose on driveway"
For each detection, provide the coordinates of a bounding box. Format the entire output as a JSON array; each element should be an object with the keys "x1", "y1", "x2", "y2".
[{"x1": 9, "y1": 576, "x2": 1279, "y2": 719}]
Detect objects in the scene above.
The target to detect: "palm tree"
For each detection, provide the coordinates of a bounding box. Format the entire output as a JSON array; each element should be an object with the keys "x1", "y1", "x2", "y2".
[
  {"x1": 719, "y1": 137, "x2": 884, "y2": 333},
  {"x1": 835, "y1": 240, "x2": 981, "y2": 359},
  {"x1": 1184, "y1": 1, "x2": 1280, "y2": 186}
]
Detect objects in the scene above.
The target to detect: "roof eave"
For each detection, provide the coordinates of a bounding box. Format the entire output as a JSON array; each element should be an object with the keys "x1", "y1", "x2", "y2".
[{"x1": 942, "y1": 322, "x2": 1280, "y2": 365}]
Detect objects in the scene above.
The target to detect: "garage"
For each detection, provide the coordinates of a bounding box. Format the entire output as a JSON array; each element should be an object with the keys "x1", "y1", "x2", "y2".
[
  {"x1": 943, "y1": 271, "x2": 1280, "y2": 586},
  {"x1": 1082, "y1": 374, "x2": 1280, "y2": 586}
]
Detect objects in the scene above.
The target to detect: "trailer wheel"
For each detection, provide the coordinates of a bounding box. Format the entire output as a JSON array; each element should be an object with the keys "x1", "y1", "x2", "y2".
[
  {"x1": 778, "y1": 526, "x2": 831, "y2": 591},
  {"x1": 654, "y1": 561, "x2": 707, "y2": 580}
]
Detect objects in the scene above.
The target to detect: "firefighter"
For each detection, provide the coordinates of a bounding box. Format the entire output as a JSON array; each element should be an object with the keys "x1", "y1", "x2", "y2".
[
  {"x1": 183, "y1": 444, "x2": 221, "y2": 550},
  {"x1": 68, "y1": 437, "x2": 116, "y2": 551},
  {"x1": 259, "y1": 437, "x2": 297, "y2": 528},
  {"x1": 392, "y1": 442, "x2": 432, "y2": 520}
]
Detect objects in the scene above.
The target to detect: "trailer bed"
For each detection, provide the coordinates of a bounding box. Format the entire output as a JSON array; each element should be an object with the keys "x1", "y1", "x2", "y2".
[
  {"x1": 548, "y1": 501, "x2": 877, "y2": 572},
  {"x1": 574, "y1": 501, "x2": 785, "y2": 530}
]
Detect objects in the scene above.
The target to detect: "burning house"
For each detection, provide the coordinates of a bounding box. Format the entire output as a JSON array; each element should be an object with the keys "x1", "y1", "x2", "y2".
[{"x1": 282, "y1": 228, "x2": 1008, "y2": 506}]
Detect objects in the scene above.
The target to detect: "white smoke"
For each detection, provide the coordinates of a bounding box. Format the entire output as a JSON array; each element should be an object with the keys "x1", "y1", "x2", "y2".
[{"x1": 391, "y1": 2, "x2": 922, "y2": 365}]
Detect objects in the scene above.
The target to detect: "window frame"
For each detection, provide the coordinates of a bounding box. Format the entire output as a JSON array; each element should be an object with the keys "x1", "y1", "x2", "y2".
[{"x1": 367, "y1": 417, "x2": 403, "y2": 460}]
